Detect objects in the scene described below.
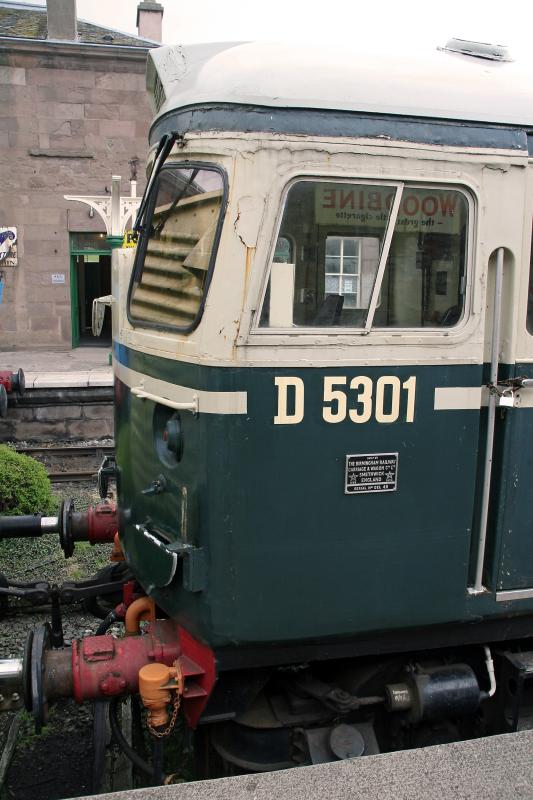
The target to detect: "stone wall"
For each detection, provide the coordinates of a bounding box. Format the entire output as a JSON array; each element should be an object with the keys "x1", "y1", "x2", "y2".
[
  {"x1": 1, "y1": 387, "x2": 114, "y2": 441},
  {"x1": 0, "y1": 47, "x2": 152, "y2": 348}
]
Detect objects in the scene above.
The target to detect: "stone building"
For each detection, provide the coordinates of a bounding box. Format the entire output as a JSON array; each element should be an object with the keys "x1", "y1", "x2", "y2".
[{"x1": 0, "y1": 0, "x2": 163, "y2": 349}]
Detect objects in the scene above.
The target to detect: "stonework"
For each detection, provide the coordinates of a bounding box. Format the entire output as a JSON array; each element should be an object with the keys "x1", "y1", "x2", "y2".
[{"x1": 0, "y1": 45, "x2": 153, "y2": 349}]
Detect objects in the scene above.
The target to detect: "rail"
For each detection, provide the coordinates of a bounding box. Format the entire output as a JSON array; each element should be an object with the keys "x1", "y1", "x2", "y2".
[{"x1": 13, "y1": 444, "x2": 115, "y2": 484}]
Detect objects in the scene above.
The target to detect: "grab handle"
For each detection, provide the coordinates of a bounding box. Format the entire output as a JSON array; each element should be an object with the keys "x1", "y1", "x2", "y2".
[{"x1": 131, "y1": 387, "x2": 198, "y2": 415}]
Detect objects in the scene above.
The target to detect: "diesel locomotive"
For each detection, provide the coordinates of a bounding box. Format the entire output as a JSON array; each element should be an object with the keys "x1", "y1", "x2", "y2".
[{"x1": 2, "y1": 38, "x2": 533, "y2": 782}]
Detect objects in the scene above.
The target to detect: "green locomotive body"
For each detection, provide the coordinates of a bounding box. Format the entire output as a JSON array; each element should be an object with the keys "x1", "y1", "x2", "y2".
[{"x1": 108, "y1": 39, "x2": 533, "y2": 766}]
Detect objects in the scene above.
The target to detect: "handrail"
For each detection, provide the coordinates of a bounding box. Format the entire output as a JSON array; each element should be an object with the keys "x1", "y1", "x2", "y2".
[{"x1": 131, "y1": 386, "x2": 198, "y2": 415}]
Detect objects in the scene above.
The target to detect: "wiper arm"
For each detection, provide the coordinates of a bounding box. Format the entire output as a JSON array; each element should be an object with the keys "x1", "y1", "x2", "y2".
[
  {"x1": 133, "y1": 132, "x2": 177, "y2": 237},
  {"x1": 153, "y1": 168, "x2": 199, "y2": 236}
]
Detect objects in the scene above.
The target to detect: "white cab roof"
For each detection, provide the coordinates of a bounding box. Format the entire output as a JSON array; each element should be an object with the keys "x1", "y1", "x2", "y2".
[{"x1": 147, "y1": 41, "x2": 533, "y2": 128}]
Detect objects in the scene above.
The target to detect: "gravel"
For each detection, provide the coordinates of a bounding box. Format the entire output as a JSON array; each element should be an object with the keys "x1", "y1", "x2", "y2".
[{"x1": 0, "y1": 479, "x2": 115, "y2": 800}]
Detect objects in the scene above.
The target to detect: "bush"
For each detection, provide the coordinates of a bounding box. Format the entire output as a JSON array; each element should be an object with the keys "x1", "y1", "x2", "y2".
[{"x1": 0, "y1": 445, "x2": 55, "y2": 516}]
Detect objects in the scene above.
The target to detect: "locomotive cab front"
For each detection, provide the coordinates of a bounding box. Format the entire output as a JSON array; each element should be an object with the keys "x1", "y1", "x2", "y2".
[{"x1": 116, "y1": 43, "x2": 533, "y2": 660}]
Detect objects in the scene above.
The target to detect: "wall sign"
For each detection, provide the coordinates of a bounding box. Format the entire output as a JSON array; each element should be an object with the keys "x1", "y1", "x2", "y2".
[
  {"x1": 315, "y1": 184, "x2": 462, "y2": 234},
  {"x1": 122, "y1": 230, "x2": 136, "y2": 248},
  {"x1": 51, "y1": 273, "x2": 66, "y2": 284},
  {"x1": 345, "y1": 452, "x2": 398, "y2": 494},
  {"x1": 0, "y1": 228, "x2": 17, "y2": 266}
]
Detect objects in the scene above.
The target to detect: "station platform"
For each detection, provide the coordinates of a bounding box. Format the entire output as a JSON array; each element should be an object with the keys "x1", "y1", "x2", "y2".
[
  {"x1": 0, "y1": 348, "x2": 114, "y2": 441},
  {"x1": 0, "y1": 347, "x2": 113, "y2": 389},
  {"x1": 78, "y1": 730, "x2": 533, "y2": 800}
]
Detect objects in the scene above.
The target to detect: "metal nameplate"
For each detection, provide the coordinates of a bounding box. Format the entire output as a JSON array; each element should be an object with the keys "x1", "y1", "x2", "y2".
[{"x1": 345, "y1": 452, "x2": 398, "y2": 495}]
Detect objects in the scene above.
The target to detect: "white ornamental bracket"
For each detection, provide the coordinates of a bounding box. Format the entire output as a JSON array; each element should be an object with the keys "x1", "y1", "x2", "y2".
[{"x1": 64, "y1": 175, "x2": 141, "y2": 242}]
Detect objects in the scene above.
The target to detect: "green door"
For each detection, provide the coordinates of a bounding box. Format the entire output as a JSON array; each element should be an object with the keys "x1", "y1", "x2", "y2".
[{"x1": 70, "y1": 233, "x2": 112, "y2": 347}]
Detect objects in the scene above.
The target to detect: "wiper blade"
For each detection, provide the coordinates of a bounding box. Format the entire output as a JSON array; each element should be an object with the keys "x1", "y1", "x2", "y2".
[
  {"x1": 153, "y1": 168, "x2": 199, "y2": 236},
  {"x1": 133, "y1": 132, "x2": 177, "y2": 236}
]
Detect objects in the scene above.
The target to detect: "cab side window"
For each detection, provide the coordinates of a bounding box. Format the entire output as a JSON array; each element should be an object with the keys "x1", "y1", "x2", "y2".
[{"x1": 258, "y1": 180, "x2": 469, "y2": 331}]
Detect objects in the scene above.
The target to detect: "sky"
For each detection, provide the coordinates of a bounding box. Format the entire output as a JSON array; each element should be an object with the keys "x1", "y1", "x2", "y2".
[{"x1": 29, "y1": 0, "x2": 533, "y2": 59}]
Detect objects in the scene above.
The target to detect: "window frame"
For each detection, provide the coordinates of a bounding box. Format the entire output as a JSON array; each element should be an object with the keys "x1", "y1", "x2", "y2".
[
  {"x1": 526, "y1": 221, "x2": 533, "y2": 336},
  {"x1": 251, "y1": 175, "x2": 474, "y2": 337},
  {"x1": 127, "y1": 159, "x2": 228, "y2": 335}
]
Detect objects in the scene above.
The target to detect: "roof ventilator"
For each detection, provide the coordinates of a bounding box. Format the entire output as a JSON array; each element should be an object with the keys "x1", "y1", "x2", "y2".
[{"x1": 440, "y1": 38, "x2": 512, "y2": 62}]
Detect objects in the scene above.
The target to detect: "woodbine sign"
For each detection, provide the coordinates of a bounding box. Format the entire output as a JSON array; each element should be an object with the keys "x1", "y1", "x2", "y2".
[{"x1": 314, "y1": 184, "x2": 465, "y2": 234}]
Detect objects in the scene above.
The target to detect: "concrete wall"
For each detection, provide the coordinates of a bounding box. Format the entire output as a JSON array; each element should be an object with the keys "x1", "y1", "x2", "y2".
[{"x1": 0, "y1": 47, "x2": 152, "y2": 349}]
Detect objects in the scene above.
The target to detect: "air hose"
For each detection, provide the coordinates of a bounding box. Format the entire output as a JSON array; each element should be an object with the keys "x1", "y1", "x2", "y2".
[{"x1": 109, "y1": 696, "x2": 155, "y2": 778}]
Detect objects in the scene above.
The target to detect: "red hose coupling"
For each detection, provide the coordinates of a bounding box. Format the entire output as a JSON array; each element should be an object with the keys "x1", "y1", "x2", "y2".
[
  {"x1": 71, "y1": 619, "x2": 181, "y2": 703},
  {"x1": 86, "y1": 501, "x2": 118, "y2": 544}
]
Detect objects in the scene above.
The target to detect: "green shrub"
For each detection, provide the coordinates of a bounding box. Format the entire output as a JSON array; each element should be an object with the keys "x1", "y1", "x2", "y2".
[{"x1": 0, "y1": 445, "x2": 55, "y2": 516}]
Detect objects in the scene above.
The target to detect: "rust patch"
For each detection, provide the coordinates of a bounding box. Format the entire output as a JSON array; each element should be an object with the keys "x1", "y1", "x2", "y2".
[{"x1": 244, "y1": 246, "x2": 255, "y2": 296}]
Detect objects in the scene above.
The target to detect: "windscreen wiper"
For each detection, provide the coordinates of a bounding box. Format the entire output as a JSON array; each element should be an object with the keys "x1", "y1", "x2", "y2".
[
  {"x1": 133, "y1": 132, "x2": 177, "y2": 237},
  {"x1": 152, "y1": 168, "x2": 199, "y2": 235}
]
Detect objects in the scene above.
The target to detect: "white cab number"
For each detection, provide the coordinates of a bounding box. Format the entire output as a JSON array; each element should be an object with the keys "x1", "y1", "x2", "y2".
[{"x1": 274, "y1": 376, "x2": 416, "y2": 425}]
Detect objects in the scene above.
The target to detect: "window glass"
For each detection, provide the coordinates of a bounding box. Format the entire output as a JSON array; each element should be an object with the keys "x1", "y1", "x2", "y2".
[
  {"x1": 129, "y1": 165, "x2": 224, "y2": 330},
  {"x1": 274, "y1": 235, "x2": 293, "y2": 263},
  {"x1": 258, "y1": 180, "x2": 468, "y2": 330},
  {"x1": 70, "y1": 232, "x2": 111, "y2": 251},
  {"x1": 374, "y1": 187, "x2": 468, "y2": 328},
  {"x1": 259, "y1": 181, "x2": 394, "y2": 328}
]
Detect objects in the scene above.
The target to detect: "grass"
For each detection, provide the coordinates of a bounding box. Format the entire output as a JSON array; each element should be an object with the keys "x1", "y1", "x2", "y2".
[{"x1": 0, "y1": 482, "x2": 110, "y2": 585}]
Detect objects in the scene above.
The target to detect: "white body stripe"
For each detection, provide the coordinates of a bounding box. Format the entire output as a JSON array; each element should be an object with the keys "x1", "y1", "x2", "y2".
[
  {"x1": 115, "y1": 361, "x2": 247, "y2": 415},
  {"x1": 516, "y1": 390, "x2": 533, "y2": 408},
  {"x1": 496, "y1": 588, "x2": 533, "y2": 603},
  {"x1": 434, "y1": 386, "x2": 485, "y2": 411}
]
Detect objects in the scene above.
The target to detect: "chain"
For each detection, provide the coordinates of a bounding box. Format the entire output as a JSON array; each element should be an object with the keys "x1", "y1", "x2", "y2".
[
  {"x1": 148, "y1": 691, "x2": 181, "y2": 738},
  {"x1": 147, "y1": 660, "x2": 184, "y2": 739}
]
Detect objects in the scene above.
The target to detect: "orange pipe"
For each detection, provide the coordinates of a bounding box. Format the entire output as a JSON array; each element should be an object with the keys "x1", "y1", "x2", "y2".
[
  {"x1": 125, "y1": 597, "x2": 156, "y2": 636},
  {"x1": 110, "y1": 533, "x2": 125, "y2": 562}
]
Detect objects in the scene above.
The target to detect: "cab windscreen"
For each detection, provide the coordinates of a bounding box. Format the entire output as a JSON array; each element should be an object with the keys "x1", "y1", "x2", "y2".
[{"x1": 129, "y1": 164, "x2": 225, "y2": 331}]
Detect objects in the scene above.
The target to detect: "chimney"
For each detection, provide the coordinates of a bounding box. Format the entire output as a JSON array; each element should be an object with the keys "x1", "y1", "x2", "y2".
[
  {"x1": 46, "y1": 0, "x2": 77, "y2": 41},
  {"x1": 136, "y1": 2, "x2": 164, "y2": 43}
]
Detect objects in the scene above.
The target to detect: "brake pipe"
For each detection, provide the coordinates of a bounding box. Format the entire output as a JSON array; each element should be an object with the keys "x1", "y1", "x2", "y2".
[{"x1": 0, "y1": 501, "x2": 118, "y2": 557}]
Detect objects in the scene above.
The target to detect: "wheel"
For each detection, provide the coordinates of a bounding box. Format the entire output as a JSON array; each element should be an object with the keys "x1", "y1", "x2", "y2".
[{"x1": 30, "y1": 623, "x2": 51, "y2": 733}]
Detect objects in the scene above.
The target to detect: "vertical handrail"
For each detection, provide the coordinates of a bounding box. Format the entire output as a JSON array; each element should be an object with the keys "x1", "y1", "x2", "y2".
[{"x1": 470, "y1": 247, "x2": 505, "y2": 594}]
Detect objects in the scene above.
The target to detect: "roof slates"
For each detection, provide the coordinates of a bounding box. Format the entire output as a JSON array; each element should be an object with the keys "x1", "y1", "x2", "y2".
[{"x1": 0, "y1": 4, "x2": 155, "y2": 47}]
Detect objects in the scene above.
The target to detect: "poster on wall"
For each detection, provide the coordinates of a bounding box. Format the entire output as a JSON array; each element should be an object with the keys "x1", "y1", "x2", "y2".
[{"x1": 0, "y1": 228, "x2": 17, "y2": 266}]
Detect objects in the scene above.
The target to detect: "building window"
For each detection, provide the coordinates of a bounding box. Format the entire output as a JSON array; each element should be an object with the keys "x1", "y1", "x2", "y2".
[{"x1": 325, "y1": 236, "x2": 361, "y2": 309}]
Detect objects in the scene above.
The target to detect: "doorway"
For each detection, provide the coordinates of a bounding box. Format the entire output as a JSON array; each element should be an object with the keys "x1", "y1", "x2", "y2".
[{"x1": 70, "y1": 233, "x2": 112, "y2": 346}]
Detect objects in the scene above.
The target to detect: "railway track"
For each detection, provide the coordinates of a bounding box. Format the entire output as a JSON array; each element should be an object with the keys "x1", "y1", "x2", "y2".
[
  {"x1": 14, "y1": 443, "x2": 114, "y2": 483},
  {"x1": 15, "y1": 444, "x2": 114, "y2": 458},
  {"x1": 46, "y1": 469, "x2": 100, "y2": 483}
]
